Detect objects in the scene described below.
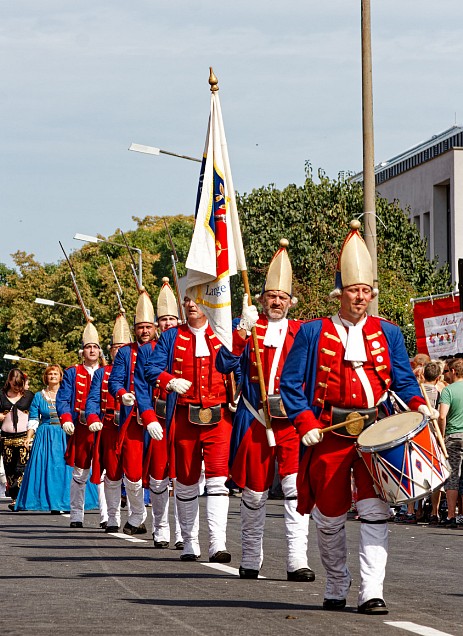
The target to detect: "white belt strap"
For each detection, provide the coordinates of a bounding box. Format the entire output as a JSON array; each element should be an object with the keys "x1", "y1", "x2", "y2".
[{"x1": 242, "y1": 396, "x2": 266, "y2": 428}]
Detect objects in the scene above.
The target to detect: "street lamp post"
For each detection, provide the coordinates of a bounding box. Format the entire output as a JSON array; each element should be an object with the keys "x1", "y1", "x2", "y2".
[
  {"x1": 35, "y1": 298, "x2": 83, "y2": 311},
  {"x1": 73, "y1": 233, "x2": 143, "y2": 288},
  {"x1": 129, "y1": 143, "x2": 201, "y2": 163},
  {"x1": 3, "y1": 354, "x2": 49, "y2": 366}
]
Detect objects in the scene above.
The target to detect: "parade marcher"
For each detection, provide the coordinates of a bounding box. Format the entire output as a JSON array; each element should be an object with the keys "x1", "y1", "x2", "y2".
[
  {"x1": 56, "y1": 323, "x2": 107, "y2": 528},
  {"x1": 280, "y1": 220, "x2": 428, "y2": 615},
  {"x1": 85, "y1": 312, "x2": 132, "y2": 532},
  {"x1": 134, "y1": 278, "x2": 183, "y2": 549},
  {"x1": 137, "y1": 294, "x2": 233, "y2": 563},
  {"x1": 216, "y1": 239, "x2": 314, "y2": 582},
  {"x1": 108, "y1": 290, "x2": 156, "y2": 535},
  {"x1": 0, "y1": 369, "x2": 34, "y2": 511}
]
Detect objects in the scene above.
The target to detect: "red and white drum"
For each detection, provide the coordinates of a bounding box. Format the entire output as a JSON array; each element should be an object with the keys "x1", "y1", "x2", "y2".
[{"x1": 356, "y1": 411, "x2": 450, "y2": 504}]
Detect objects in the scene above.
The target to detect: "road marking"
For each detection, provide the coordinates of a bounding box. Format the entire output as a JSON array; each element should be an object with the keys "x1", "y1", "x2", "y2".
[
  {"x1": 385, "y1": 621, "x2": 456, "y2": 636},
  {"x1": 108, "y1": 533, "x2": 148, "y2": 543},
  {"x1": 202, "y1": 563, "x2": 266, "y2": 578}
]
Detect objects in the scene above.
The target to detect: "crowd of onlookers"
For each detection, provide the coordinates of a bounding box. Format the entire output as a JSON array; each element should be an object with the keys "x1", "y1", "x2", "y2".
[{"x1": 2, "y1": 351, "x2": 463, "y2": 529}]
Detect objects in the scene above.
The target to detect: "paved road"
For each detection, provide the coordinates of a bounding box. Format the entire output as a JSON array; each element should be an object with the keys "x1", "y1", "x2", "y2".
[{"x1": 1, "y1": 495, "x2": 462, "y2": 636}]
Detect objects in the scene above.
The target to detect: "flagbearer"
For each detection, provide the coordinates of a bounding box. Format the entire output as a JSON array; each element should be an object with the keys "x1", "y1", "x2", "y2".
[
  {"x1": 139, "y1": 295, "x2": 233, "y2": 563},
  {"x1": 134, "y1": 277, "x2": 183, "y2": 549},
  {"x1": 216, "y1": 239, "x2": 314, "y2": 581},
  {"x1": 108, "y1": 290, "x2": 156, "y2": 535},
  {"x1": 280, "y1": 220, "x2": 428, "y2": 615},
  {"x1": 56, "y1": 321, "x2": 106, "y2": 528},
  {"x1": 86, "y1": 312, "x2": 132, "y2": 532}
]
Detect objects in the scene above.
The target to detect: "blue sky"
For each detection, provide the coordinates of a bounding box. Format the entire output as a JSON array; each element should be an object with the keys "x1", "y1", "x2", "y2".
[{"x1": 2, "y1": 1, "x2": 463, "y2": 268}]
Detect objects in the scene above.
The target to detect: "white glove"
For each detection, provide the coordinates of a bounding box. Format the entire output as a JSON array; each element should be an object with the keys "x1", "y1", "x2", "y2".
[
  {"x1": 147, "y1": 421, "x2": 163, "y2": 441},
  {"x1": 88, "y1": 421, "x2": 103, "y2": 433},
  {"x1": 239, "y1": 294, "x2": 259, "y2": 332},
  {"x1": 121, "y1": 392, "x2": 136, "y2": 407},
  {"x1": 167, "y1": 378, "x2": 192, "y2": 395},
  {"x1": 62, "y1": 422, "x2": 75, "y2": 435},
  {"x1": 301, "y1": 428, "x2": 323, "y2": 447},
  {"x1": 418, "y1": 404, "x2": 439, "y2": 420}
]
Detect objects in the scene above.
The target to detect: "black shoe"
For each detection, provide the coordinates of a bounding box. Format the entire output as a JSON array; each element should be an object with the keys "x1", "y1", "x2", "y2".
[
  {"x1": 7, "y1": 502, "x2": 17, "y2": 512},
  {"x1": 105, "y1": 525, "x2": 119, "y2": 533},
  {"x1": 180, "y1": 553, "x2": 200, "y2": 561},
  {"x1": 209, "y1": 550, "x2": 231, "y2": 563},
  {"x1": 153, "y1": 540, "x2": 169, "y2": 549},
  {"x1": 443, "y1": 517, "x2": 458, "y2": 529},
  {"x1": 239, "y1": 566, "x2": 259, "y2": 579},
  {"x1": 50, "y1": 510, "x2": 61, "y2": 515},
  {"x1": 323, "y1": 598, "x2": 346, "y2": 611},
  {"x1": 100, "y1": 521, "x2": 108, "y2": 529},
  {"x1": 175, "y1": 541, "x2": 184, "y2": 550},
  {"x1": 70, "y1": 521, "x2": 83, "y2": 528},
  {"x1": 123, "y1": 521, "x2": 147, "y2": 536},
  {"x1": 287, "y1": 567, "x2": 316, "y2": 582},
  {"x1": 358, "y1": 598, "x2": 388, "y2": 615}
]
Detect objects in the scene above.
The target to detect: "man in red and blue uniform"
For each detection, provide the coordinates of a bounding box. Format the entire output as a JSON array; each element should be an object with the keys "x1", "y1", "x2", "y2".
[
  {"x1": 280, "y1": 220, "x2": 428, "y2": 615},
  {"x1": 85, "y1": 313, "x2": 132, "y2": 532},
  {"x1": 136, "y1": 296, "x2": 232, "y2": 563},
  {"x1": 108, "y1": 290, "x2": 156, "y2": 536},
  {"x1": 216, "y1": 239, "x2": 314, "y2": 582},
  {"x1": 56, "y1": 322, "x2": 106, "y2": 528}
]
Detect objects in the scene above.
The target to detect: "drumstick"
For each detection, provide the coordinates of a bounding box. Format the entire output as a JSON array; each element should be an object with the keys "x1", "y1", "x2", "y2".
[
  {"x1": 321, "y1": 414, "x2": 369, "y2": 436},
  {"x1": 419, "y1": 382, "x2": 448, "y2": 459}
]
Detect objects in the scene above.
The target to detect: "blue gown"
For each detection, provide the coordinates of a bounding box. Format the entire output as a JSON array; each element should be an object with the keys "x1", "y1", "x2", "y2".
[{"x1": 15, "y1": 390, "x2": 99, "y2": 511}]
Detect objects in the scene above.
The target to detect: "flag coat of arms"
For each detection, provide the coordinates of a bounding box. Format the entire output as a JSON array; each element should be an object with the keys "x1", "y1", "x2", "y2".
[{"x1": 185, "y1": 83, "x2": 246, "y2": 350}]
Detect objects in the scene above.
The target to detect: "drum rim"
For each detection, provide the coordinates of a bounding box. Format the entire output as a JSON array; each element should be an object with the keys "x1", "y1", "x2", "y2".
[{"x1": 356, "y1": 412, "x2": 428, "y2": 453}]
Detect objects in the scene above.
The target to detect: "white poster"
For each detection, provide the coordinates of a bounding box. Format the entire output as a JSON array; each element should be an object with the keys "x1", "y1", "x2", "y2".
[{"x1": 423, "y1": 311, "x2": 463, "y2": 358}]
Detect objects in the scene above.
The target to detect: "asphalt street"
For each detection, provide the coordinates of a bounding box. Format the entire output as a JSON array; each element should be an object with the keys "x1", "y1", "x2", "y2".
[{"x1": 1, "y1": 495, "x2": 462, "y2": 636}]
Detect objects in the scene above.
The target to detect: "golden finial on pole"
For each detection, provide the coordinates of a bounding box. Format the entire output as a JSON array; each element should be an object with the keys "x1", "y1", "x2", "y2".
[{"x1": 209, "y1": 67, "x2": 219, "y2": 92}]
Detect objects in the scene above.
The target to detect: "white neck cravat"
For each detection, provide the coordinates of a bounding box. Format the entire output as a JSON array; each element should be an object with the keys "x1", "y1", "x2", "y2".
[
  {"x1": 338, "y1": 314, "x2": 367, "y2": 363},
  {"x1": 84, "y1": 364, "x2": 98, "y2": 379},
  {"x1": 188, "y1": 321, "x2": 210, "y2": 357},
  {"x1": 263, "y1": 318, "x2": 288, "y2": 348}
]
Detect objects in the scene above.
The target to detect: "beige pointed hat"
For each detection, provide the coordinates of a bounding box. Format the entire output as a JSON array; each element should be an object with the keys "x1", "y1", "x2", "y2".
[
  {"x1": 112, "y1": 313, "x2": 132, "y2": 345},
  {"x1": 82, "y1": 321, "x2": 100, "y2": 347},
  {"x1": 263, "y1": 238, "x2": 293, "y2": 296},
  {"x1": 157, "y1": 277, "x2": 178, "y2": 319},
  {"x1": 134, "y1": 289, "x2": 155, "y2": 325},
  {"x1": 333, "y1": 219, "x2": 374, "y2": 292}
]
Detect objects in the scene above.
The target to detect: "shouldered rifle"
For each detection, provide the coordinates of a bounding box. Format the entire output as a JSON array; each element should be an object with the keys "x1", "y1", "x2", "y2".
[
  {"x1": 107, "y1": 256, "x2": 126, "y2": 316},
  {"x1": 120, "y1": 231, "x2": 143, "y2": 294},
  {"x1": 59, "y1": 241, "x2": 92, "y2": 322},
  {"x1": 163, "y1": 219, "x2": 186, "y2": 323}
]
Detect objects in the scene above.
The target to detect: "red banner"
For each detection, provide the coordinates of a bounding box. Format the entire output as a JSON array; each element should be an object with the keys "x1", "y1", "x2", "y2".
[{"x1": 413, "y1": 294, "x2": 463, "y2": 357}]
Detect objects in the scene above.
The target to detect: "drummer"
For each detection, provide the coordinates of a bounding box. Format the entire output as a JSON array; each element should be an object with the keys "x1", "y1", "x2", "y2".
[{"x1": 280, "y1": 220, "x2": 429, "y2": 616}]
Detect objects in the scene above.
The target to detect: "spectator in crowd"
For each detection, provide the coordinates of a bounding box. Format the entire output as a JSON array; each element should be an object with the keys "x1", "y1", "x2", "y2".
[
  {"x1": 0, "y1": 369, "x2": 34, "y2": 511},
  {"x1": 438, "y1": 357, "x2": 463, "y2": 528}
]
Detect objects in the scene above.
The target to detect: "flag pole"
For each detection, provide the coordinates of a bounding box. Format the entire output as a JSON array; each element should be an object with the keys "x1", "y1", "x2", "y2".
[{"x1": 209, "y1": 68, "x2": 275, "y2": 447}]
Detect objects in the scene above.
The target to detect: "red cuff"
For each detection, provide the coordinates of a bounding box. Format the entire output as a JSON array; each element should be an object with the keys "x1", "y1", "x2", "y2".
[
  {"x1": 140, "y1": 409, "x2": 157, "y2": 427},
  {"x1": 158, "y1": 370, "x2": 175, "y2": 390},
  {"x1": 60, "y1": 413, "x2": 73, "y2": 425},
  {"x1": 116, "y1": 388, "x2": 127, "y2": 400},
  {"x1": 294, "y1": 410, "x2": 319, "y2": 437},
  {"x1": 409, "y1": 396, "x2": 426, "y2": 411},
  {"x1": 232, "y1": 329, "x2": 249, "y2": 355},
  {"x1": 86, "y1": 414, "x2": 100, "y2": 426}
]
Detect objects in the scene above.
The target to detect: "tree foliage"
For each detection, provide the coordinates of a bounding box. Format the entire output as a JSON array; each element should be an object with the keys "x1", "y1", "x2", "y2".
[{"x1": 0, "y1": 168, "x2": 452, "y2": 389}]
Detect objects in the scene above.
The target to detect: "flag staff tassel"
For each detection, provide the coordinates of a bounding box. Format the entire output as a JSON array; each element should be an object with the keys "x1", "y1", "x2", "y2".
[{"x1": 209, "y1": 68, "x2": 275, "y2": 447}]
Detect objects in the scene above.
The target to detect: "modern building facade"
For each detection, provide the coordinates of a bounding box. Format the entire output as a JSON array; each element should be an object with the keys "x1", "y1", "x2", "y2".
[{"x1": 353, "y1": 126, "x2": 463, "y2": 283}]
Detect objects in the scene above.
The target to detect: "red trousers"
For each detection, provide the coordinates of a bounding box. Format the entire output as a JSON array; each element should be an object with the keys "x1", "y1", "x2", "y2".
[
  {"x1": 297, "y1": 431, "x2": 378, "y2": 518},
  {"x1": 231, "y1": 418, "x2": 300, "y2": 491},
  {"x1": 143, "y1": 420, "x2": 169, "y2": 486},
  {"x1": 173, "y1": 405, "x2": 232, "y2": 486},
  {"x1": 65, "y1": 421, "x2": 94, "y2": 469}
]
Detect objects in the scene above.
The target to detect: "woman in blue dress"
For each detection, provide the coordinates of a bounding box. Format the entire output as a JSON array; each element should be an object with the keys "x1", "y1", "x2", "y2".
[{"x1": 15, "y1": 365, "x2": 99, "y2": 512}]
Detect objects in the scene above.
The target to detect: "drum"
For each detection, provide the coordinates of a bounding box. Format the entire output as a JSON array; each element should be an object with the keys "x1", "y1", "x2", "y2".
[{"x1": 356, "y1": 411, "x2": 450, "y2": 504}]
